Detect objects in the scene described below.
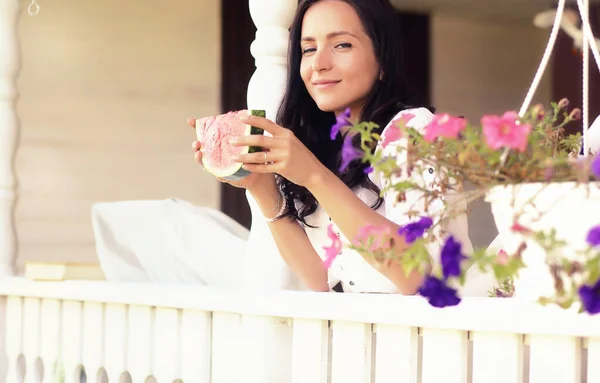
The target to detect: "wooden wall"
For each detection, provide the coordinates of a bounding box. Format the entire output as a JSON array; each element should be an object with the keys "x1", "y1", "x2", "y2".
[{"x1": 15, "y1": 0, "x2": 222, "y2": 269}]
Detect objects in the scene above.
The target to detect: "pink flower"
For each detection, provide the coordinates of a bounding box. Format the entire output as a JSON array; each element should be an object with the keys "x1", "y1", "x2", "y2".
[
  {"x1": 353, "y1": 224, "x2": 393, "y2": 253},
  {"x1": 393, "y1": 112, "x2": 416, "y2": 128},
  {"x1": 323, "y1": 224, "x2": 342, "y2": 268},
  {"x1": 496, "y1": 249, "x2": 509, "y2": 265},
  {"x1": 423, "y1": 113, "x2": 467, "y2": 142},
  {"x1": 380, "y1": 113, "x2": 415, "y2": 149},
  {"x1": 482, "y1": 111, "x2": 531, "y2": 152},
  {"x1": 511, "y1": 222, "x2": 532, "y2": 234}
]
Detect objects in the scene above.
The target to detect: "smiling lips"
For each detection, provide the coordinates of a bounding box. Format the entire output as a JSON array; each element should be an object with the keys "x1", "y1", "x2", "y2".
[{"x1": 312, "y1": 80, "x2": 341, "y2": 90}]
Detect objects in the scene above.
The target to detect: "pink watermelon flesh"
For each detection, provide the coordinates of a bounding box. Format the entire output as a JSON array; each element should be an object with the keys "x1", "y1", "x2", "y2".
[{"x1": 196, "y1": 109, "x2": 264, "y2": 180}]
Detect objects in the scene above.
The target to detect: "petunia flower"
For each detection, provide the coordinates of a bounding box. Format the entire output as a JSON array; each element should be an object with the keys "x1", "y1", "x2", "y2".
[
  {"x1": 423, "y1": 113, "x2": 467, "y2": 142},
  {"x1": 578, "y1": 278, "x2": 600, "y2": 314},
  {"x1": 353, "y1": 224, "x2": 393, "y2": 253},
  {"x1": 380, "y1": 113, "x2": 415, "y2": 149},
  {"x1": 440, "y1": 236, "x2": 467, "y2": 279},
  {"x1": 482, "y1": 111, "x2": 532, "y2": 152},
  {"x1": 330, "y1": 107, "x2": 352, "y2": 140},
  {"x1": 397, "y1": 216, "x2": 433, "y2": 244},
  {"x1": 418, "y1": 275, "x2": 461, "y2": 308},
  {"x1": 339, "y1": 134, "x2": 363, "y2": 173},
  {"x1": 322, "y1": 224, "x2": 342, "y2": 268},
  {"x1": 586, "y1": 225, "x2": 600, "y2": 247},
  {"x1": 592, "y1": 154, "x2": 600, "y2": 178},
  {"x1": 496, "y1": 249, "x2": 509, "y2": 265},
  {"x1": 511, "y1": 222, "x2": 533, "y2": 234}
]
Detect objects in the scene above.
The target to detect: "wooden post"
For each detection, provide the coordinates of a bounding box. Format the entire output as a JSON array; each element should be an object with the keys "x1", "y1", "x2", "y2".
[{"x1": 0, "y1": 0, "x2": 20, "y2": 277}]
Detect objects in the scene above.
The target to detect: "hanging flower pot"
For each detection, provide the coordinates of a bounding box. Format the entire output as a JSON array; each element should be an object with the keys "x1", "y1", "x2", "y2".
[{"x1": 486, "y1": 181, "x2": 600, "y2": 302}]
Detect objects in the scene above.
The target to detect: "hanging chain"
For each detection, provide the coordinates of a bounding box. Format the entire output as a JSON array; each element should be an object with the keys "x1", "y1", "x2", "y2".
[{"x1": 28, "y1": 0, "x2": 40, "y2": 16}]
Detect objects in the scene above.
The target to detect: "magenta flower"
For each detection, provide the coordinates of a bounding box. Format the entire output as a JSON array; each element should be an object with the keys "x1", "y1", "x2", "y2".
[
  {"x1": 322, "y1": 224, "x2": 342, "y2": 268},
  {"x1": 423, "y1": 113, "x2": 467, "y2": 142},
  {"x1": 340, "y1": 135, "x2": 363, "y2": 172},
  {"x1": 353, "y1": 224, "x2": 393, "y2": 252},
  {"x1": 578, "y1": 278, "x2": 600, "y2": 314},
  {"x1": 440, "y1": 236, "x2": 467, "y2": 279},
  {"x1": 496, "y1": 249, "x2": 509, "y2": 265},
  {"x1": 380, "y1": 112, "x2": 415, "y2": 149},
  {"x1": 592, "y1": 154, "x2": 600, "y2": 178},
  {"x1": 482, "y1": 111, "x2": 531, "y2": 152},
  {"x1": 587, "y1": 225, "x2": 600, "y2": 247},
  {"x1": 330, "y1": 108, "x2": 351, "y2": 140},
  {"x1": 398, "y1": 216, "x2": 433, "y2": 243},
  {"x1": 380, "y1": 126, "x2": 403, "y2": 149},
  {"x1": 418, "y1": 275, "x2": 461, "y2": 308}
]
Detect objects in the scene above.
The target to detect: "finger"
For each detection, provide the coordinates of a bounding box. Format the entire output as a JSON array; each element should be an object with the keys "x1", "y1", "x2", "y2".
[
  {"x1": 239, "y1": 114, "x2": 284, "y2": 136},
  {"x1": 192, "y1": 140, "x2": 202, "y2": 151},
  {"x1": 231, "y1": 134, "x2": 283, "y2": 149},
  {"x1": 242, "y1": 160, "x2": 281, "y2": 173},
  {"x1": 194, "y1": 150, "x2": 203, "y2": 163},
  {"x1": 188, "y1": 118, "x2": 197, "y2": 128},
  {"x1": 234, "y1": 150, "x2": 283, "y2": 164}
]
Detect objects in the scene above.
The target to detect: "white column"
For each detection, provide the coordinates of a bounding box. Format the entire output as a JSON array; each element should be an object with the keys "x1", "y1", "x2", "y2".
[
  {"x1": 246, "y1": 0, "x2": 297, "y2": 120},
  {"x1": 242, "y1": 0, "x2": 299, "y2": 290},
  {"x1": 0, "y1": 0, "x2": 20, "y2": 277},
  {"x1": 240, "y1": 1, "x2": 298, "y2": 382}
]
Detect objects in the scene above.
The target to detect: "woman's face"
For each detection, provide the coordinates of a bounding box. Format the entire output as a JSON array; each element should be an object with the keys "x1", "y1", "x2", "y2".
[{"x1": 299, "y1": 0, "x2": 380, "y2": 119}]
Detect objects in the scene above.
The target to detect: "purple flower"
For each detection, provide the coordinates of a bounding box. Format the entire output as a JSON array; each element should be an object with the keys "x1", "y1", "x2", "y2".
[
  {"x1": 592, "y1": 154, "x2": 600, "y2": 178},
  {"x1": 418, "y1": 275, "x2": 461, "y2": 308},
  {"x1": 587, "y1": 225, "x2": 600, "y2": 247},
  {"x1": 440, "y1": 236, "x2": 467, "y2": 279},
  {"x1": 331, "y1": 107, "x2": 351, "y2": 140},
  {"x1": 578, "y1": 278, "x2": 600, "y2": 314},
  {"x1": 339, "y1": 135, "x2": 363, "y2": 172},
  {"x1": 398, "y1": 217, "x2": 433, "y2": 244}
]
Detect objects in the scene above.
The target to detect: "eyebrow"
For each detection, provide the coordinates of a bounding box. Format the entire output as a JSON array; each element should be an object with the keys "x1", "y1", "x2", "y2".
[{"x1": 301, "y1": 31, "x2": 358, "y2": 42}]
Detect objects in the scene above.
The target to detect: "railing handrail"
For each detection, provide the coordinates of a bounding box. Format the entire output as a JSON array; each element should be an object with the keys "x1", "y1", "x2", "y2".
[{"x1": 1, "y1": 277, "x2": 599, "y2": 337}]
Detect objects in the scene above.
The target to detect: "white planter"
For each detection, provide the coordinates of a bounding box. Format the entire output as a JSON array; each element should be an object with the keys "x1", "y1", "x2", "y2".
[{"x1": 485, "y1": 182, "x2": 600, "y2": 301}]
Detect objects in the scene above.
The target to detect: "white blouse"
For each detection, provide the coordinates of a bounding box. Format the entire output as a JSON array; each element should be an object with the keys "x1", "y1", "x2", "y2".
[
  {"x1": 242, "y1": 107, "x2": 472, "y2": 294},
  {"x1": 303, "y1": 107, "x2": 472, "y2": 293}
]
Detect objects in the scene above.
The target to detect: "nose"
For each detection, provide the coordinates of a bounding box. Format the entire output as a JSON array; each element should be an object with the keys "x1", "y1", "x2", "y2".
[{"x1": 311, "y1": 49, "x2": 332, "y2": 72}]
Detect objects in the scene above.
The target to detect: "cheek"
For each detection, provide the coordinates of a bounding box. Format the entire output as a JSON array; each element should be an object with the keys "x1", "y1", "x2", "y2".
[
  {"x1": 341, "y1": 54, "x2": 378, "y2": 90},
  {"x1": 300, "y1": 60, "x2": 311, "y2": 87}
]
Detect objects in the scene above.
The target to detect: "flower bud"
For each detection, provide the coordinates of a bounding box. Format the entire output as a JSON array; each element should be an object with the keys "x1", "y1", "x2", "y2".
[
  {"x1": 569, "y1": 108, "x2": 582, "y2": 120},
  {"x1": 558, "y1": 98, "x2": 570, "y2": 109},
  {"x1": 531, "y1": 104, "x2": 545, "y2": 120}
]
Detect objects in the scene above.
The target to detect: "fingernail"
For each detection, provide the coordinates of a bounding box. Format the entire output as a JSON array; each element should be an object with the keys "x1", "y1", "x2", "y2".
[
  {"x1": 229, "y1": 138, "x2": 238, "y2": 144},
  {"x1": 239, "y1": 115, "x2": 249, "y2": 122}
]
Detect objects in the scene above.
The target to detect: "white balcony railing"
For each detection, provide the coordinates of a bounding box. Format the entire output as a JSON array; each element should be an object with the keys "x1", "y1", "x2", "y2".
[
  {"x1": 0, "y1": 277, "x2": 599, "y2": 383},
  {"x1": 1, "y1": 0, "x2": 600, "y2": 382}
]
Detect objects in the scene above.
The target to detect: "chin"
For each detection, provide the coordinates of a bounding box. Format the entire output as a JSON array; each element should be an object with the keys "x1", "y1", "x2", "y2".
[{"x1": 313, "y1": 97, "x2": 346, "y2": 113}]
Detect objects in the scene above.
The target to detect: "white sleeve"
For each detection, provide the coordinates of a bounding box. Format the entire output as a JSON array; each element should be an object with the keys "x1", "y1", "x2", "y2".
[{"x1": 374, "y1": 108, "x2": 473, "y2": 257}]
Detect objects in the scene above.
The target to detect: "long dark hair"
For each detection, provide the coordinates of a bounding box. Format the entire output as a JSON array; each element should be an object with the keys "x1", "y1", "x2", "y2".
[{"x1": 276, "y1": 0, "x2": 434, "y2": 226}]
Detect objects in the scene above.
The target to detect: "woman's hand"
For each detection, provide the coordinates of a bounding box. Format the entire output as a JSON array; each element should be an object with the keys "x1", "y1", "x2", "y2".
[
  {"x1": 188, "y1": 118, "x2": 272, "y2": 191},
  {"x1": 231, "y1": 114, "x2": 326, "y2": 188}
]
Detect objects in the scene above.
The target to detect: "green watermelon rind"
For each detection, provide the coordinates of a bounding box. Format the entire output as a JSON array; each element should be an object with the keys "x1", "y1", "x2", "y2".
[{"x1": 201, "y1": 109, "x2": 265, "y2": 181}]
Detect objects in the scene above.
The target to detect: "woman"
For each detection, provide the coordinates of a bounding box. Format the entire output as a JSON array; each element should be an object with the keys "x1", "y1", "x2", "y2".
[{"x1": 189, "y1": 0, "x2": 472, "y2": 294}]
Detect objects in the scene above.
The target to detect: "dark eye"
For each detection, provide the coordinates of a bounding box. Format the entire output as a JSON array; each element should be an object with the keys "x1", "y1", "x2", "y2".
[
  {"x1": 336, "y1": 43, "x2": 352, "y2": 49},
  {"x1": 301, "y1": 47, "x2": 316, "y2": 55}
]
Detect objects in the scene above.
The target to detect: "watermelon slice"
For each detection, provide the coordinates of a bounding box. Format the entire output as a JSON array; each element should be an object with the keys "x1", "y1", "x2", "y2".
[{"x1": 195, "y1": 109, "x2": 266, "y2": 181}]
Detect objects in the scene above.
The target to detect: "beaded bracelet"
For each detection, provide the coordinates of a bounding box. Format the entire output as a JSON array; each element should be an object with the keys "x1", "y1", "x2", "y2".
[{"x1": 265, "y1": 189, "x2": 287, "y2": 223}]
